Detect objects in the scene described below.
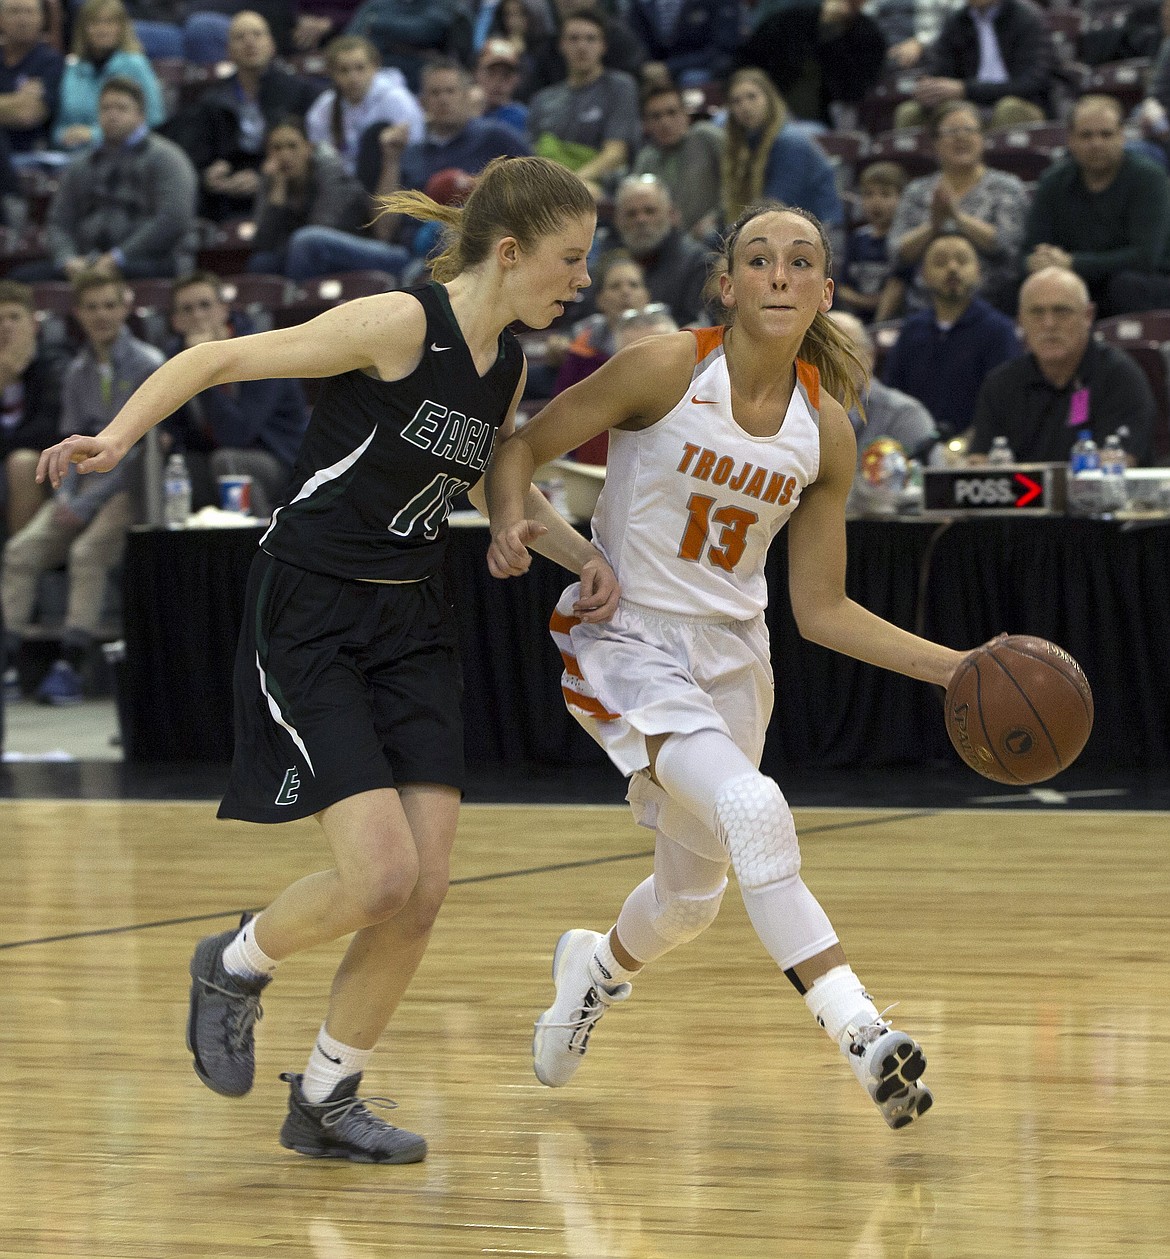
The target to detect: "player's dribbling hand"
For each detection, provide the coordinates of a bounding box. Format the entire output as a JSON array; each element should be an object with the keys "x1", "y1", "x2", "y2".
[
  {"x1": 573, "y1": 555, "x2": 619, "y2": 623},
  {"x1": 37, "y1": 435, "x2": 124, "y2": 489},
  {"x1": 487, "y1": 519, "x2": 548, "y2": 577}
]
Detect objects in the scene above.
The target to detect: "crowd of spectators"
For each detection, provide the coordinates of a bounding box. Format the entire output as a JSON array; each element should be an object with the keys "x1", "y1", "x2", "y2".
[{"x1": 2, "y1": 0, "x2": 1170, "y2": 704}]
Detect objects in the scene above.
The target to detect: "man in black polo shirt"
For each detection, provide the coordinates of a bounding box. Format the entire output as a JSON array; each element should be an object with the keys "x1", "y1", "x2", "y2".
[
  {"x1": 968, "y1": 266, "x2": 1155, "y2": 464},
  {"x1": 1022, "y1": 94, "x2": 1170, "y2": 317}
]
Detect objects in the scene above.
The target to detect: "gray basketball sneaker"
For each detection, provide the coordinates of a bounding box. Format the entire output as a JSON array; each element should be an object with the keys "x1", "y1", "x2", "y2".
[
  {"x1": 278, "y1": 1072, "x2": 427, "y2": 1164},
  {"x1": 843, "y1": 1014, "x2": 933, "y2": 1129},
  {"x1": 186, "y1": 917, "x2": 269, "y2": 1097}
]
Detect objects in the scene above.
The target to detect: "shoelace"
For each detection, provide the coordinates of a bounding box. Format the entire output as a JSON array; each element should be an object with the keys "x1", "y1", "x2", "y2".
[
  {"x1": 537, "y1": 985, "x2": 614, "y2": 1032},
  {"x1": 320, "y1": 1093, "x2": 400, "y2": 1131},
  {"x1": 848, "y1": 1003, "x2": 900, "y2": 1055},
  {"x1": 196, "y1": 975, "x2": 264, "y2": 1050}
]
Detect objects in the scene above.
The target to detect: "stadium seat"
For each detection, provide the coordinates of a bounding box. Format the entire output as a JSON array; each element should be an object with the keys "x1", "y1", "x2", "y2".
[
  {"x1": 178, "y1": 62, "x2": 221, "y2": 109},
  {"x1": 871, "y1": 318, "x2": 903, "y2": 377},
  {"x1": 1043, "y1": 7, "x2": 1084, "y2": 61},
  {"x1": 1084, "y1": 59, "x2": 1152, "y2": 113},
  {"x1": 990, "y1": 120, "x2": 1068, "y2": 150},
  {"x1": 866, "y1": 128, "x2": 937, "y2": 180},
  {"x1": 1095, "y1": 319, "x2": 1170, "y2": 463},
  {"x1": 301, "y1": 270, "x2": 398, "y2": 303},
  {"x1": 16, "y1": 166, "x2": 58, "y2": 226},
  {"x1": 0, "y1": 224, "x2": 48, "y2": 277},
  {"x1": 30, "y1": 280, "x2": 74, "y2": 318},
  {"x1": 815, "y1": 130, "x2": 868, "y2": 197},
  {"x1": 1096, "y1": 310, "x2": 1170, "y2": 344},
  {"x1": 218, "y1": 273, "x2": 295, "y2": 329},
  {"x1": 271, "y1": 270, "x2": 399, "y2": 332},
  {"x1": 984, "y1": 144, "x2": 1059, "y2": 182},
  {"x1": 128, "y1": 277, "x2": 178, "y2": 313},
  {"x1": 857, "y1": 74, "x2": 918, "y2": 137},
  {"x1": 149, "y1": 57, "x2": 187, "y2": 115},
  {"x1": 195, "y1": 218, "x2": 257, "y2": 276}
]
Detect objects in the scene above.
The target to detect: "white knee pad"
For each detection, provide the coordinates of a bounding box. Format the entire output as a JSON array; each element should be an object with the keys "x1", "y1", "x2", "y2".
[
  {"x1": 652, "y1": 880, "x2": 727, "y2": 945},
  {"x1": 617, "y1": 874, "x2": 727, "y2": 962},
  {"x1": 714, "y1": 772, "x2": 801, "y2": 891}
]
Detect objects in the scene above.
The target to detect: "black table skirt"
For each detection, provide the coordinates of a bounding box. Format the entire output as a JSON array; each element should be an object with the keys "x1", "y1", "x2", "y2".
[{"x1": 121, "y1": 518, "x2": 1170, "y2": 770}]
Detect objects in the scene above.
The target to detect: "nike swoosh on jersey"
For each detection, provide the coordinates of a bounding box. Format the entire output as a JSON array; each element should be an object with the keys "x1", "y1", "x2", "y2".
[
  {"x1": 431, "y1": 343, "x2": 452, "y2": 352},
  {"x1": 691, "y1": 395, "x2": 716, "y2": 405}
]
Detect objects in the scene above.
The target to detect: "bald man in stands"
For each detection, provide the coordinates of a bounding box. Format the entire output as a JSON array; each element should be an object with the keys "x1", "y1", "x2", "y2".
[{"x1": 968, "y1": 266, "x2": 1155, "y2": 464}]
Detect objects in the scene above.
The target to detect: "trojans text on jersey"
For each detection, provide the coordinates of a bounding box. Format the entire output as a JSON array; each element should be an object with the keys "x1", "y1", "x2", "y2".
[{"x1": 677, "y1": 442, "x2": 797, "y2": 506}]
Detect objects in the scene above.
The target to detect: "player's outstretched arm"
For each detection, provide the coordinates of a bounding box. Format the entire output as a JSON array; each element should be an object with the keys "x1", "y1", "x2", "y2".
[
  {"x1": 472, "y1": 366, "x2": 620, "y2": 621},
  {"x1": 38, "y1": 293, "x2": 427, "y2": 489},
  {"x1": 485, "y1": 332, "x2": 694, "y2": 576},
  {"x1": 787, "y1": 397, "x2": 966, "y2": 688}
]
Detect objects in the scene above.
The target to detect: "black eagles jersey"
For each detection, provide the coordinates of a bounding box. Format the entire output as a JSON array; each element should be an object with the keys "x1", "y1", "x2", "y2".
[{"x1": 260, "y1": 282, "x2": 524, "y2": 582}]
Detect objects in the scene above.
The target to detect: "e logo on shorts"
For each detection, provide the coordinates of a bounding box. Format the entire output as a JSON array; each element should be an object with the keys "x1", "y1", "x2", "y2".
[{"x1": 276, "y1": 768, "x2": 301, "y2": 806}]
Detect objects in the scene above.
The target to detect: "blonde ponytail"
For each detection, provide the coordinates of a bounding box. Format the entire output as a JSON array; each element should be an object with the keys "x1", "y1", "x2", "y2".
[
  {"x1": 799, "y1": 310, "x2": 868, "y2": 417},
  {"x1": 376, "y1": 190, "x2": 463, "y2": 281},
  {"x1": 376, "y1": 156, "x2": 595, "y2": 283}
]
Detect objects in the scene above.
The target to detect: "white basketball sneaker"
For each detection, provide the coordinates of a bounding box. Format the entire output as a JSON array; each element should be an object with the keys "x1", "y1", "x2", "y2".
[
  {"x1": 533, "y1": 929, "x2": 631, "y2": 1087},
  {"x1": 843, "y1": 1012, "x2": 933, "y2": 1129}
]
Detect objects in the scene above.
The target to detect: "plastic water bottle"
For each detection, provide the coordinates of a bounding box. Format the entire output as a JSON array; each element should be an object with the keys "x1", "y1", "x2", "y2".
[
  {"x1": 987, "y1": 435, "x2": 1015, "y2": 466},
  {"x1": 1068, "y1": 435, "x2": 1100, "y2": 516},
  {"x1": 163, "y1": 453, "x2": 191, "y2": 529},
  {"x1": 1099, "y1": 432, "x2": 1128, "y2": 515},
  {"x1": 901, "y1": 459, "x2": 925, "y2": 513},
  {"x1": 1069, "y1": 434, "x2": 1099, "y2": 474}
]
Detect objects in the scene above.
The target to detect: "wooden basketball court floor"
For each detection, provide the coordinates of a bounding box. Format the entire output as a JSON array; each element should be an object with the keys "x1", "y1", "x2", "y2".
[{"x1": 1, "y1": 798, "x2": 1167, "y2": 1258}]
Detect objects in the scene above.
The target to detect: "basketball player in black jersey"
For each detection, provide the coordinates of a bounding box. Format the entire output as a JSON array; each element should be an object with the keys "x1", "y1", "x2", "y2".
[{"x1": 37, "y1": 156, "x2": 618, "y2": 1163}]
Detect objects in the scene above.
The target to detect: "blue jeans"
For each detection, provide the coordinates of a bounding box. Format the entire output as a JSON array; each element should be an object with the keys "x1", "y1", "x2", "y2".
[
  {"x1": 246, "y1": 248, "x2": 287, "y2": 275},
  {"x1": 283, "y1": 227, "x2": 409, "y2": 281}
]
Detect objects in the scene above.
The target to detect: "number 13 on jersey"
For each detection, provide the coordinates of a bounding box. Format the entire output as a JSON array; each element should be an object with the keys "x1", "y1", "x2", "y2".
[{"x1": 678, "y1": 493, "x2": 759, "y2": 572}]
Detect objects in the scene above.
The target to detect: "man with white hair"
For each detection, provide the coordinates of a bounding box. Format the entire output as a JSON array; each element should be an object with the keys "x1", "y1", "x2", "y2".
[
  {"x1": 827, "y1": 310, "x2": 941, "y2": 509},
  {"x1": 969, "y1": 265, "x2": 1156, "y2": 464},
  {"x1": 606, "y1": 174, "x2": 713, "y2": 326}
]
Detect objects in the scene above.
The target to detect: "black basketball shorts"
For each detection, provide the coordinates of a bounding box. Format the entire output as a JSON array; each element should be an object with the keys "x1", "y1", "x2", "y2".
[{"x1": 217, "y1": 552, "x2": 464, "y2": 824}]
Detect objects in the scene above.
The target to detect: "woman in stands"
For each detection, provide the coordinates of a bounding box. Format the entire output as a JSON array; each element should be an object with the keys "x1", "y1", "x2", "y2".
[
  {"x1": 886, "y1": 100, "x2": 1029, "y2": 316},
  {"x1": 722, "y1": 69, "x2": 844, "y2": 231},
  {"x1": 55, "y1": 0, "x2": 165, "y2": 150}
]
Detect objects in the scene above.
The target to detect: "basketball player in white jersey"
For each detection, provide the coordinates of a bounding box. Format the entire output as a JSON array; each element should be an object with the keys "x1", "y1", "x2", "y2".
[{"x1": 487, "y1": 203, "x2": 974, "y2": 1129}]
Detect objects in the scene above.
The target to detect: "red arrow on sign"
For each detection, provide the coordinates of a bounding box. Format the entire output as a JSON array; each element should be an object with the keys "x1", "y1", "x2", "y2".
[{"x1": 1014, "y1": 473, "x2": 1042, "y2": 507}]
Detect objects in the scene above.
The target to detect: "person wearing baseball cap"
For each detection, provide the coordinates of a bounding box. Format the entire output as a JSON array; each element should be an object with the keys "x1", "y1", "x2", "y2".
[{"x1": 476, "y1": 37, "x2": 528, "y2": 131}]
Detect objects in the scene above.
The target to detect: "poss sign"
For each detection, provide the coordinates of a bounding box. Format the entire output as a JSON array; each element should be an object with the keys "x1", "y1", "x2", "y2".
[{"x1": 924, "y1": 465, "x2": 1064, "y2": 513}]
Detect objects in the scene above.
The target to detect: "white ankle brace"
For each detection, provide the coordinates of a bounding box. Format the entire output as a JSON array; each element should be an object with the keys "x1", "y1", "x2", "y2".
[{"x1": 804, "y1": 965, "x2": 880, "y2": 1045}]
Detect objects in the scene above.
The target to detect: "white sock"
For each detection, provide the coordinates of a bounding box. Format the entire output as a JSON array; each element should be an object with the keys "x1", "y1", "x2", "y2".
[
  {"x1": 803, "y1": 965, "x2": 881, "y2": 1047},
  {"x1": 592, "y1": 930, "x2": 639, "y2": 989},
  {"x1": 301, "y1": 1024, "x2": 373, "y2": 1103},
  {"x1": 222, "y1": 918, "x2": 279, "y2": 981}
]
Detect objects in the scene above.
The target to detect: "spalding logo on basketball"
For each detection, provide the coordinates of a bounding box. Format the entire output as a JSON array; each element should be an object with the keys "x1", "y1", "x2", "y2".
[
  {"x1": 1004, "y1": 728, "x2": 1033, "y2": 755},
  {"x1": 945, "y1": 635, "x2": 1093, "y2": 785}
]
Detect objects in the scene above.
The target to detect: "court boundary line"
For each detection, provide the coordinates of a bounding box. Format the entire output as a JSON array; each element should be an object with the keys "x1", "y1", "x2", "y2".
[{"x1": 0, "y1": 810, "x2": 938, "y2": 951}]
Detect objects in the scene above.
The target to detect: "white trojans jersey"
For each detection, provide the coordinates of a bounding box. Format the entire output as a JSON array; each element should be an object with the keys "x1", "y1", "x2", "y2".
[{"x1": 591, "y1": 326, "x2": 823, "y2": 620}]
